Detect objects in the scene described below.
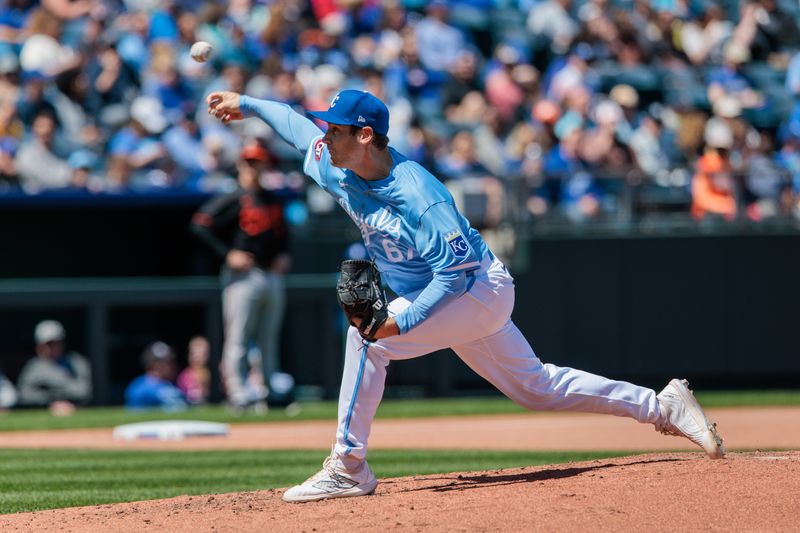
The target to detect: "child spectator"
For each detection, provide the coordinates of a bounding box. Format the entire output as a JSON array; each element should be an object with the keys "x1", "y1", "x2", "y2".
[{"x1": 177, "y1": 335, "x2": 211, "y2": 405}]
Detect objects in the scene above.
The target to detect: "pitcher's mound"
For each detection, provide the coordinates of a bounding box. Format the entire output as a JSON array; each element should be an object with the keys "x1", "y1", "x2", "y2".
[{"x1": 3, "y1": 451, "x2": 798, "y2": 532}]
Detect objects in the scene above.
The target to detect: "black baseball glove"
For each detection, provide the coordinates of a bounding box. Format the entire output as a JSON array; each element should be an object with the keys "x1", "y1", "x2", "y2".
[{"x1": 336, "y1": 260, "x2": 389, "y2": 342}]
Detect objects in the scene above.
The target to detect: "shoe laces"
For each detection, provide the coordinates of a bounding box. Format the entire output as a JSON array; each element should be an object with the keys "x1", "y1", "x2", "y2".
[
  {"x1": 322, "y1": 456, "x2": 338, "y2": 477},
  {"x1": 312, "y1": 455, "x2": 352, "y2": 480},
  {"x1": 300, "y1": 456, "x2": 334, "y2": 484}
]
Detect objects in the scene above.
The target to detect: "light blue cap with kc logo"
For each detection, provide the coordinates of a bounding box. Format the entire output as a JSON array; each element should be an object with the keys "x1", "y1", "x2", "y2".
[{"x1": 308, "y1": 90, "x2": 390, "y2": 136}]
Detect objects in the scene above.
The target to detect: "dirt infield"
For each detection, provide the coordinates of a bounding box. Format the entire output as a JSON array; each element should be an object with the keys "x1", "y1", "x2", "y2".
[
  {"x1": 1, "y1": 407, "x2": 799, "y2": 531},
  {"x1": 1, "y1": 407, "x2": 798, "y2": 451}
]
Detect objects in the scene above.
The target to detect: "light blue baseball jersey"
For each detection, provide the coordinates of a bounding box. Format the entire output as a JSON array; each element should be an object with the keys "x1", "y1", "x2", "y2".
[{"x1": 240, "y1": 96, "x2": 490, "y2": 333}]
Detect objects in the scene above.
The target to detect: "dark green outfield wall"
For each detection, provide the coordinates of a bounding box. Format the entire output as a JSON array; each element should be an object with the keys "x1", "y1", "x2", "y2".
[
  {"x1": 1, "y1": 197, "x2": 798, "y2": 403},
  {"x1": 511, "y1": 235, "x2": 800, "y2": 388}
]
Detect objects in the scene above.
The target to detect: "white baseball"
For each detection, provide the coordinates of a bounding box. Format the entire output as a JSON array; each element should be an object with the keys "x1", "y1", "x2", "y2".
[{"x1": 190, "y1": 41, "x2": 213, "y2": 63}]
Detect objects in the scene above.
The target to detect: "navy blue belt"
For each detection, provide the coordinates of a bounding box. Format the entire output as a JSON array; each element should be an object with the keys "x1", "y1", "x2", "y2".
[
  {"x1": 465, "y1": 272, "x2": 477, "y2": 293},
  {"x1": 464, "y1": 251, "x2": 494, "y2": 293}
]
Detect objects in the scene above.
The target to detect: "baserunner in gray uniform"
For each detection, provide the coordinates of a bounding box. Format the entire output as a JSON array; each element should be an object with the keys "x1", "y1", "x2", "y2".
[{"x1": 191, "y1": 142, "x2": 290, "y2": 409}]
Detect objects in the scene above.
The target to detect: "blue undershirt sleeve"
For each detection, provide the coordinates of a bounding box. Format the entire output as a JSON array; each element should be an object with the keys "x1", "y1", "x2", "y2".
[
  {"x1": 239, "y1": 96, "x2": 322, "y2": 153},
  {"x1": 394, "y1": 270, "x2": 467, "y2": 334}
]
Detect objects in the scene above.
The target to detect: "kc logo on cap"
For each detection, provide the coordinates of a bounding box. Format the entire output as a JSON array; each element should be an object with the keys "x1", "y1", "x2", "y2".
[{"x1": 309, "y1": 90, "x2": 390, "y2": 136}]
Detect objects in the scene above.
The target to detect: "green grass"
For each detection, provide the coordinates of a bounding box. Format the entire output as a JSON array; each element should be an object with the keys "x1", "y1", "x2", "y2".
[
  {"x1": 0, "y1": 391, "x2": 798, "y2": 432},
  {"x1": 0, "y1": 449, "x2": 628, "y2": 514},
  {"x1": 0, "y1": 403, "x2": 339, "y2": 432}
]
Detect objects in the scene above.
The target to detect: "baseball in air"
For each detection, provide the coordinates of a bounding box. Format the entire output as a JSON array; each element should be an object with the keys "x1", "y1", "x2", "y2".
[{"x1": 190, "y1": 41, "x2": 213, "y2": 63}]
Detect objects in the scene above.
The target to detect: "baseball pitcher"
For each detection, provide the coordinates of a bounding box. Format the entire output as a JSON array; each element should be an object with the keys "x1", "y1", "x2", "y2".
[{"x1": 206, "y1": 89, "x2": 725, "y2": 503}]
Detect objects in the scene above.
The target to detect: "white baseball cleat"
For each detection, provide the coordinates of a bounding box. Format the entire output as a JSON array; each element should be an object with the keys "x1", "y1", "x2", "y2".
[
  {"x1": 655, "y1": 378, "x2": 726, "y2": 459},
  {"x1": 282, "y1": 456, "x2": 378, "y2": 503}
]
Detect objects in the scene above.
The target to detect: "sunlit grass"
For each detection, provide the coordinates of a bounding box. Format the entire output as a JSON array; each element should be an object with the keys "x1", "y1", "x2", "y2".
[{"x1": 0, "y1": 448, "x2": 628, "y2": 514}]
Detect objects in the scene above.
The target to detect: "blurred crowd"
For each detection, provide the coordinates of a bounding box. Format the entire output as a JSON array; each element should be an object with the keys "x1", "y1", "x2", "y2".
[
  {"x1": 0, "y1": 319, "x2": 211, "y2": 413},
  {"x1": 0, "y1": 318, "x2": 297, "y2": 414},
  {"x1": 2, "y1": 0, "x2": 800, "y2": 224}
]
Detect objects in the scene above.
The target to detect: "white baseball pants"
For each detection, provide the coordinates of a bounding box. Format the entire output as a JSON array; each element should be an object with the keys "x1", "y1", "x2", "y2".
[{"x1": 333, "y1": 256, "x2": 661, "y2": 466}]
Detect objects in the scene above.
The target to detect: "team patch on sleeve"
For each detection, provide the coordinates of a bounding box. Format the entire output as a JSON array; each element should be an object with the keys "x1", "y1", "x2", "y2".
[
  {"x1": 314, "y1": 138, "x2": 325, "y2": 161},
  {"x1": 445, "y1": 230, "x2": 471, "y2": 258}
]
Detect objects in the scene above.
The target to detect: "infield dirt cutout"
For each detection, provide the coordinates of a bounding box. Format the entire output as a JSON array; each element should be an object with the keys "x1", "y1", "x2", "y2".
[{"x1": 1, "y1": 407, "x2": 799, "y2": 531}]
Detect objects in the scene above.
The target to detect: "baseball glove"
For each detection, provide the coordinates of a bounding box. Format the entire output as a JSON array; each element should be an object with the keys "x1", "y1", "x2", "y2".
[{"x1": 336, "y1": 260, "x2": 389, "y2": 342}]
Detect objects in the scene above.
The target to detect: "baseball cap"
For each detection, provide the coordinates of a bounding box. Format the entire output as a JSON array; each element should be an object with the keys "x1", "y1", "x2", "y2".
[
  {"x1": 141, "y1": 341, "x2": 175, "y2": 366},
  {"x1": 35, "y1": 320, "x2": 66, "y2": 344},
  {"x1": 712, "y1": 95, "x2": 742, "y2": 119},
  {"x1": 704, "y1": 117, "x2": 733, "y2": 149},
  {"x1": 19, "y1": 34, "x2": 74, "y2": 77},
  {"x1": 308, "y1": 90, "x2": 390, "y2": 136},
  {"x1": 609, "y1": 84, "x2": 639, "y2": 109},
  {"x1": 130, "y1": 96, "x2": 168, "y2": 134},
  {"x1": 240, "y1": 144, "x2": 272, "y2": 162}
]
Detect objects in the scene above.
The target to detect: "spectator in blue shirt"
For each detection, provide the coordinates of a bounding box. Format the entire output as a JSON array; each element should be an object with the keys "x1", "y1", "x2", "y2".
[
  {"x1": 415, "y1": 1, "x2": 465, "y2": 73},
  {"x1": 125, "y1": 341, "x2": 187, "y2": 411},
  {"x1": 162, "y1": 111, "x2": 212, "y2": 188},
  {"x1": 707, "y1": 42, "x2": 763, "y2": 112},
  {"x1": 107, "y1": 95, "x2": 170, "y2": 189}
]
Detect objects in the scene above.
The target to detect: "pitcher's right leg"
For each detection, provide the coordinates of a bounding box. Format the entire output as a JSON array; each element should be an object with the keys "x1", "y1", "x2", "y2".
[
  {"x1": 453, "y1": 320, "x2": 725, "y2": 457},
  {"x1": 453, "y1": 320, "x2": 660, "y2": 423}
]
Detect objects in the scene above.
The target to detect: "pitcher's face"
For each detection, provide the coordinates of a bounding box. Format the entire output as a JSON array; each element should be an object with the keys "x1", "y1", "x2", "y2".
[{"x1": 322, "y1": 124, "x2": 361, "y2": 169}]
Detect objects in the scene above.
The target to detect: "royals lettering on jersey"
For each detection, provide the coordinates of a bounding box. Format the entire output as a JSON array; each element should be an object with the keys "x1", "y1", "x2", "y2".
[
  {"x1": 337, "y1": 197, "x2": 413, "y2": 261},
  {"x1": 445, "y1": 230, "x2": 470, "y2": 258},
  {"x1": 337, "y1": 195, "x2": 401, "y2": 237}
]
